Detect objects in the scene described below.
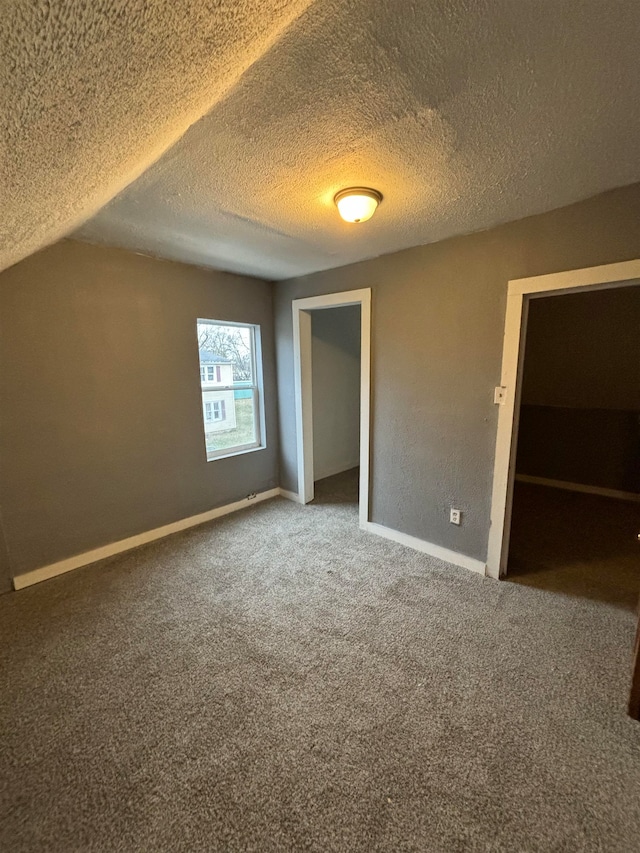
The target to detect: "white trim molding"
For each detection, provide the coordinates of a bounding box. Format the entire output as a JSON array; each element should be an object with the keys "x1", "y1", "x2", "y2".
[
  {"x1": 13, "y1": 488, "x2": 281, "y2": 591},
  {"x1": 279, "y1": 488, "x2": 305, "y2": 504},
  {"x1": 363, "y1": 521, "x2": 486, "y2": 576},
  {"x1": 12, "y1": 487, "x2": 488, "y2": 591},
  {"x1": 292, "y1": 288, "x2": 372, "y2": 526},
  {"x1": 508, "y1": 260, "x2": 640, "y2": 296},
  {"x1": 515, "y1": 474, "x2": 640, "y2": 504},
  {"x1": 487, "y1": 259, "x2": 640, "y2": 580}
]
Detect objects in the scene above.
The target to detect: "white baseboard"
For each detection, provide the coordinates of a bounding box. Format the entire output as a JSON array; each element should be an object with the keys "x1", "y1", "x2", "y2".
[
  {"x1": 362, "y1": 521, "x2": 486, "y2": 576},
  {"x1": 13, "y1": 488, "x2": 281, "y2": 591},
  {"x1": 515, "y1": 474, "x2": 640, "y2": 503},
  {"x1": 12, "y1": 488, "x2": 487, "y2": 591},
  {"x1": 279, "y1": 488, "x2": 305, "y2": 504}
]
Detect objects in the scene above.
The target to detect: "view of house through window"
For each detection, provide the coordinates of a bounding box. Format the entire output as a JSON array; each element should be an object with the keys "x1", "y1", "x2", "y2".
[{"x1": 197, "y1": 320, "x2": 262, "y2": 460}]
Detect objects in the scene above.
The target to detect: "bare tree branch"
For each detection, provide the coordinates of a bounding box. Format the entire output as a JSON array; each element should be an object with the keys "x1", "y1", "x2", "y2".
[{"x1": 197, "y1": 324, "x2": 252, "y2": 381}]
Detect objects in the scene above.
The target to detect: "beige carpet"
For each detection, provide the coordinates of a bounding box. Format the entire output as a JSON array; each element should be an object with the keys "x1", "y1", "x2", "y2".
[{"x1": 1, "y1": 470, "x2": 639, "y2": 852}]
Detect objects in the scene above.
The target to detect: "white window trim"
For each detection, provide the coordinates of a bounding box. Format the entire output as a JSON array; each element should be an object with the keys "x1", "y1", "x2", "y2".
[{"x1": 197, "y1": 319, "x2": 266, "y2": 462}]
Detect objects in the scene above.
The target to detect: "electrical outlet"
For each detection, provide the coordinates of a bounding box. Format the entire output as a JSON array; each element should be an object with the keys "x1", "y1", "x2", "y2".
[{"x1": 450, "y1": 508, "x2": 461, "y2": 525}]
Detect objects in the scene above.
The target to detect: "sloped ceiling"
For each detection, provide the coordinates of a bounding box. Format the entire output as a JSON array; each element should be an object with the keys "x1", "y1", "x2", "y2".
[
  {"x1": 4, "y1": 1, "x2": 640, "y2": 280},
  {"x1": 0, "y1": 0, "x2": 313, "y2": 272}
]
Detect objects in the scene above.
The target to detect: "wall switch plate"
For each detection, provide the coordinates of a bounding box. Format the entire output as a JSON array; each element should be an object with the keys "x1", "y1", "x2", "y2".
[{"x1": 450, "y1": 508, "x2": 461, "y2": 525}]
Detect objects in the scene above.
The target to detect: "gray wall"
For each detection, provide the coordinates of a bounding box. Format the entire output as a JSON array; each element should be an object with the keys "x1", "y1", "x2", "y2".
[
  {"x1": 275, "y1": 183, "x2": 640, "y2": 563},
  {"x1": 516, "y1": 406, "x2": 640, "y2": 492},
  {"x1": 312, "y1": 306, "x2": 361, "y2": 481},
  {"x1": 517, "y1": 286, "x2": 640, "y2": 492},
  {"x1": 0, "y1": 240, "x2": 278, "y2": 587},
  {"x1": 521, "y1": 287, "x2": 640, "y2": 410}
]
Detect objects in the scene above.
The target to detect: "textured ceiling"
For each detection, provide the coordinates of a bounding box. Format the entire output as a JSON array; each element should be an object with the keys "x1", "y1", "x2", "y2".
[
  {"x1": 1, "y1": 0, "x2": 313, "y2": 272},
  {"x1": 4, "y1": 2, "x2": 640, "y2": 280}
]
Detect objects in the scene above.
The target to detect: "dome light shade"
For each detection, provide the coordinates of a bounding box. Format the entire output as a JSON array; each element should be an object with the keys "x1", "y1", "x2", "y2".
[{"x1": 334, "y1": 187, "x2": 382, "y2": 223}]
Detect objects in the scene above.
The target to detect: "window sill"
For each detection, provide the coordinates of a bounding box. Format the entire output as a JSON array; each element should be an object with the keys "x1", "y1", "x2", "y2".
[{"x1": 206, "y1": 444, "x2": 266, "y2": 463}]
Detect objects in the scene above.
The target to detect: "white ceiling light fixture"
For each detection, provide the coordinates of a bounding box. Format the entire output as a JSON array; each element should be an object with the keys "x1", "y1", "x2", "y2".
[{"x1": 334, "y1": 187, "x2": 383, "y2": 223}]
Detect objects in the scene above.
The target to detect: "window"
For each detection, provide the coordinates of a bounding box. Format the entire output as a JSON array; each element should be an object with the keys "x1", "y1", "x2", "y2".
[
  {"x1": 197, "y1": 320, "x2": 264, "y2": 460},
  {"x1": 204, "y1": 400, "x2": 225, "y2": 422}
]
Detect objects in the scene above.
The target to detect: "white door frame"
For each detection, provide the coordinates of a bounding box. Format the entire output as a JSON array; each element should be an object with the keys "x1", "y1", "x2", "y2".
[
  {"x1": 292, "y1": 288, "x2": 371, "y2": 525},
  {"x1": 486, "y1": 259, "x2": 640, "y2": 580}
]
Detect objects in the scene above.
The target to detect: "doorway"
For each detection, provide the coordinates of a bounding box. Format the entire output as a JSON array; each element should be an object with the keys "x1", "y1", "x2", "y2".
[
  {"x1": 507, "y1": 285, "x2": 640, "y2": 607},
  {"x1": 487, "y1": 259, "x2": 640, "y2": 580},
  {"x1": 292, "y1": 289, "x2": 371, "y2": 525}
]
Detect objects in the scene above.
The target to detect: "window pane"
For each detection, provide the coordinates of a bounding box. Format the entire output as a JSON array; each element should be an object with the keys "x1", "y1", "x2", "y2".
[
  {"x1": 197, "y1": 322, "x2": 254, "y2": 384},
  {"x1": 197, "y1": 319, "x2": 262, "y2": 459},
  {"x1": 203, "y1": 390, "x2": 257, "y2": 456}
]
